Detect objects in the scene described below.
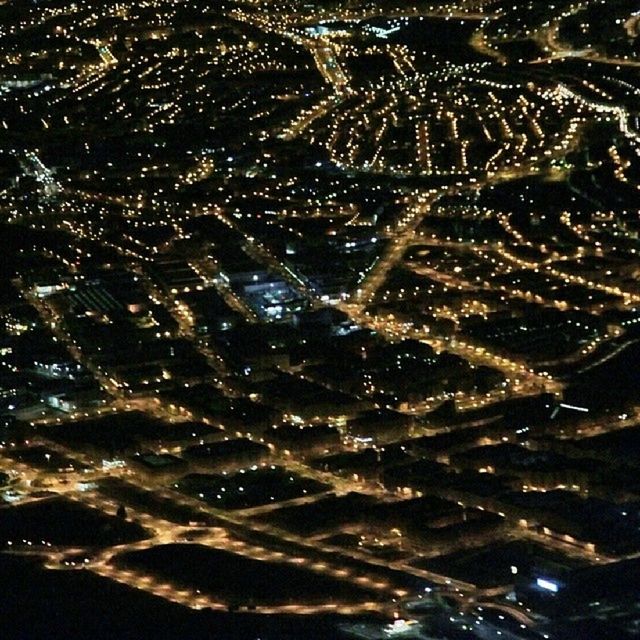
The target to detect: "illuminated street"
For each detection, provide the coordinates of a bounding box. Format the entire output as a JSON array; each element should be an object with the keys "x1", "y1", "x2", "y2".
[{"x1": 1, "y1": 1, "x2": 640, "y2": 639}]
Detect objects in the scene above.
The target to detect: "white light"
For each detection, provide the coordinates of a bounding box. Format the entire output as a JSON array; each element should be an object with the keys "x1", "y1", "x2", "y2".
[{"x1": 536, "y1": 578, "x2": 559, "y2": 593}]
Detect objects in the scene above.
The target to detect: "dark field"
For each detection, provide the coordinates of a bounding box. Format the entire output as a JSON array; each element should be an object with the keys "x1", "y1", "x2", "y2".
[
  {"x1": 0, "y1": 497, "x2": 149, "y2": 547},
  {"x1": 113, "y1": 543, "x2": 378, "y2": 606},
  {"x1": 0, "y1": 554, "x2": 369, "y2": 640}
]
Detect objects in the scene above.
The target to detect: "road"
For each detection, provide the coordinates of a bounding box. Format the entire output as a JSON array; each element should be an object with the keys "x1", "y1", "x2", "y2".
[{"x1": 533, "y1": 20, "x2": 640, "y2": 69}]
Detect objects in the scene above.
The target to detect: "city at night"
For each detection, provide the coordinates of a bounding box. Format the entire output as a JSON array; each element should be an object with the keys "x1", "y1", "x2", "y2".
[{"x1": 0, "y1": 0, "x2": 640, "y2": 638}]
